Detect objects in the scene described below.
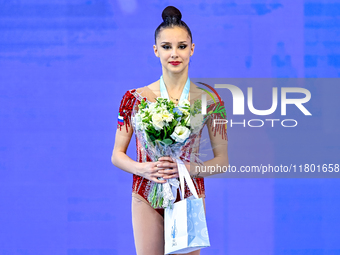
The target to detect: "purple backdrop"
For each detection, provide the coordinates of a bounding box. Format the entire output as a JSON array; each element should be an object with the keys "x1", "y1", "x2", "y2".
[{"x1": 0, "y1": 1, "x2": 339, "y2": 254}]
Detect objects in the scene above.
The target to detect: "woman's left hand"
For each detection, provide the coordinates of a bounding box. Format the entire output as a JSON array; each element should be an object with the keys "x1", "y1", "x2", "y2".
[{"x1": 156, "y1": 156, "x2": 179, "y2": 179}]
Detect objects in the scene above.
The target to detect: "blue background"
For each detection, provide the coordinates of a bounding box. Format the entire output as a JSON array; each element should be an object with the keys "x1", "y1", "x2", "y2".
[{"x1": 1, "y1": 0, "x2": 340, "y2": 254}]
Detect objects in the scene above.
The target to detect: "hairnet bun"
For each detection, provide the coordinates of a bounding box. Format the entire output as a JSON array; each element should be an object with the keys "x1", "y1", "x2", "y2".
[{"x1": 162, "y1": 6, "x2": 182, "y2": 24}]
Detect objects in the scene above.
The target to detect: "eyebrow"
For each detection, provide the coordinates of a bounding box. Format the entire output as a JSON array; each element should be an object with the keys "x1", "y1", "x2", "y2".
[{"x1": 160, "y1": 41, "x2": 188, "y2": 44}]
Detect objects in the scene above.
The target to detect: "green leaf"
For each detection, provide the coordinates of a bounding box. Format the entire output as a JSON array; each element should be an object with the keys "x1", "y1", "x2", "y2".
[
  {"x1": 171, "y1": 119, "x2": 178, "y2": 128},
  {"x1": 149, "y1": 134, "x2": 156, "y2": 142},
  {"x1": 163, "y1": 127, "x2": 167, "y2": 140},
  {"x1": 162, "y1": 138, "x2": 173, "y2": 145}
]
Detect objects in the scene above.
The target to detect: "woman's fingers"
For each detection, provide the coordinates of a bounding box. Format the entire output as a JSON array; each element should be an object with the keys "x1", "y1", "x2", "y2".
[
  {"x1": 156, "y1": 157, "x2": 179, "y2": 169},
  {"x1": 151, "y1": 177, "x2": 167, "y2": 183},
  {"x1": 163, "y1": 173, "x2": 179, "y2": 179},
  {"x1": 158, "y1": 156, "x2": 174, "y2": 162},
  {"x1": 151, "y1": 166, "x2": 161, "y2": 173},
  {"x1": 150, "y1": 162, "x2": 164, "y2": 173},
  {"x1": 151, "y1": 168, "x2": 178, "y2": 179},
  {"x1": 152, "y1": 172, "x2": 165, "y2": 178},
  {"x1": 144, "y1": 161, "x2": 180, "y2": 183},
  {"x1": 157, "y1": 162, "x2": 177, "y2": 169},
  {"x1": 158, "y1": 168, "x2": 178, "y2": 175}
]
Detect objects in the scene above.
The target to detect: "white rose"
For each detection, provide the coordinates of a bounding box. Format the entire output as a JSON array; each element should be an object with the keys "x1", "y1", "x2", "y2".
[
  {"x1": 148, "y1": 102, "x2": 157, "y2": 114},
  {"x1": 160, "y1": 104, "x2": 168, "y2": 111},
  {"x1": 191, "y1": 114, "x2": 204, "y2": 130},
  {"x1": 170, "y1": 126, "x2": 191, "y2": 143},
  {"x1": 161, "y1": 110, "x2": 174, "y2": 123},
  {"x1": 152, "y1": 113, "x2": 164, "y2": 130},
  {"x1": 178, "y1": 99, "x2": 190, "y2": 107},
  {"x1": 177, "y1": 99, "x2": 190, "y2": 113}
]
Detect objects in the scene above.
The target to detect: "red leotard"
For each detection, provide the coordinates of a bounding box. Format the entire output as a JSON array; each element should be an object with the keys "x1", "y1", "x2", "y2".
[{"x1": 117, "y1": 89, "x2": 227, "y2": 217}]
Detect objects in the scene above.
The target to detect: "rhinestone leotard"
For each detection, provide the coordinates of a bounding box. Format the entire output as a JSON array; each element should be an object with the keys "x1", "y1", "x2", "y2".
[{"x1": 117, "y1": 88, "x2": 227, "y2": 217}]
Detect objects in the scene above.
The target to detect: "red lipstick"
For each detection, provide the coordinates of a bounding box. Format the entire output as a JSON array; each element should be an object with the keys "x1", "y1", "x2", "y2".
[{"x1": 169, "y1": 61, "x2": 181, "y2": 66}]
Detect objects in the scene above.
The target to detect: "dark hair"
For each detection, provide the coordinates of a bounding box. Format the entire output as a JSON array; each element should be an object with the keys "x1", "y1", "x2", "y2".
[{"x1": 154, "y1": 6, "x2": 193, "y2": 43}]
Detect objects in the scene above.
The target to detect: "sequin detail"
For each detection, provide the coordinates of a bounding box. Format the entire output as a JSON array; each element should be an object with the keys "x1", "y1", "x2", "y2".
[{"x1": 117, "y1": 89, "x2": 137, "y2": 132}]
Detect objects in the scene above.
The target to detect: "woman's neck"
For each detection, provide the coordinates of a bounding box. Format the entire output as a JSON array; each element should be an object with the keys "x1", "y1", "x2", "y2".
[{"x1": 161, "y1": 68, "x2": 189, "y2": 93}]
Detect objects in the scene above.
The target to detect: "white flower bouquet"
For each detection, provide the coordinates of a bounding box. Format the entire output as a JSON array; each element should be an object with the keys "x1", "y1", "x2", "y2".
[{"x1": 132, "y1": 97, "x2": 203, "y2": 209}]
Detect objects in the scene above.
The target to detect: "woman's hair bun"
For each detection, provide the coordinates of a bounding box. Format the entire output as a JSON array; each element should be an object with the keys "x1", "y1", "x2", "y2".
[
  {"x1": 155, "y1": 5, "x2": 192, "y2": 43},
  {"x1": 162, "y1": 6, "x2": 182, "y2": 24}
]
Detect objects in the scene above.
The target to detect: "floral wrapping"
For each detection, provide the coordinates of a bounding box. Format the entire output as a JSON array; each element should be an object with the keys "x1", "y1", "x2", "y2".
[{"x1": 117, "y1": 89, "x2": 228, "y2": 207}]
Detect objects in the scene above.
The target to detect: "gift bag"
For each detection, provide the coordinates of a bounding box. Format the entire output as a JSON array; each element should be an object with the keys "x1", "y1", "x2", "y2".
[{"x1": 164, "y1": 159, "x2": 210, "y2": 254}]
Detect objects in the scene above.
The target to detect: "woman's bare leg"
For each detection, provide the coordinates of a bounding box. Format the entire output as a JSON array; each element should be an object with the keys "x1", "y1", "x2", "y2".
[
  {"x1": 132, "y1": 196, "x2": 165, "y2": 255},
  {"x1": 132, "y1": 195, "x2": 206, "y2": 255}
]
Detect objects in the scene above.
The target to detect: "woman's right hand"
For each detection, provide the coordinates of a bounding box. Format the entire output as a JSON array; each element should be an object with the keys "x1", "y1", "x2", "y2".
[{"x1": 136, "y1": 162, "x2": 167, "y2": 184}]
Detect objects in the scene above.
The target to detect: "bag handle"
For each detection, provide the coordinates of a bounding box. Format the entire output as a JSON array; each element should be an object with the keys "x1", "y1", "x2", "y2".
[{"x1": 176, "y1": 159, "x2": 199, "y2": 200}]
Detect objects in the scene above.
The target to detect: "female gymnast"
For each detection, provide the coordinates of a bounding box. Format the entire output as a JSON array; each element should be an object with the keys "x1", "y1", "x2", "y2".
[{"x1": 111, "y1": 6, "x2": 229, "y2": 255}]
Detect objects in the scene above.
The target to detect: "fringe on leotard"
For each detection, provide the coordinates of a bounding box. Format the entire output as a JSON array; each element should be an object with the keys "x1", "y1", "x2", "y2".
[
  {"x1": 207, "y1": 101, "x2": 228, "y2": 141},
  {"x1": 117, "y1": 89, "x2": 137, "y2": 133}
]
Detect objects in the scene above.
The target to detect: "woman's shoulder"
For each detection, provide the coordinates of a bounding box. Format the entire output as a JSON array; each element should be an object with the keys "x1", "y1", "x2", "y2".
[
  {"x1": 119, "y1": 86, "x2": 146, "y2": 98},
  {"x1": 144, "y1": 80, "x2": 159, "y2": 91},
  {"x1": 119, "y1": 81, "x2": 159, "y2": 101},
  {"x1": 190, "y1": 84, "x2": 221, "y2": 105},
  {"x1": 124, "y1": 79, "x2": 158, "y2": 93},
  {"x1": 136, "y1": 80, "x2": 161, "y2": 100}
]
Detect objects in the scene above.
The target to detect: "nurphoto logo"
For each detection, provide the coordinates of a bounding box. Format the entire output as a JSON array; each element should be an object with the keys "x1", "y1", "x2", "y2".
[{"x1": 198, "y1": 82, "x2": 312, "y2": 128}]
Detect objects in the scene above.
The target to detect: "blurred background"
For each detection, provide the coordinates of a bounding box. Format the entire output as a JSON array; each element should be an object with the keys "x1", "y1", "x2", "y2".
[{"x1": 0, "y1": 0, "x2": 340, "y2": 254}]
